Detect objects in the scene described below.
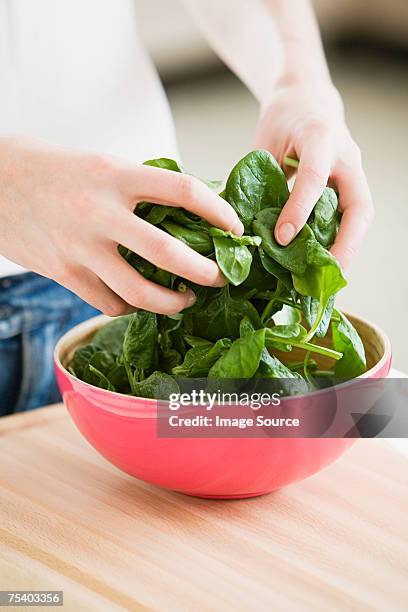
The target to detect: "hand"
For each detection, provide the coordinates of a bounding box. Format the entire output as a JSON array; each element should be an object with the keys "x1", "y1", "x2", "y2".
[
  {"x1": 0, "y1": 136, "x2": 243, "y2": 315},
  {"x1": 255, "y1": 80, "x2": 374, "y2": 268}
]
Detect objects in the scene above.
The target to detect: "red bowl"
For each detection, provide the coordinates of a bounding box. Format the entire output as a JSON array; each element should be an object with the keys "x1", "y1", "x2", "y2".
[{"x1": 54, "y1": 313, "x2": 391, "y2": 499}]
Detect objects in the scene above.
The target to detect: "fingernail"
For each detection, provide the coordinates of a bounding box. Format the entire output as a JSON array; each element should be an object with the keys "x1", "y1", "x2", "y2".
[
  {"x1": 277, "y1": 222, "x2": 296, "y2": 246},
  {"x1": 232, "y1": 219, "x2": 245, "y2": 236},
  {"x1": 186, "y1": 290, "x2": 196, "y2": 307}
]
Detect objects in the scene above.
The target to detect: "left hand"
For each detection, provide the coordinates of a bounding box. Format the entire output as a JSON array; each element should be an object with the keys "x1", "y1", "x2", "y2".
[{"x1": 254, "y1": 79, "x2": 374, "y2": 269}]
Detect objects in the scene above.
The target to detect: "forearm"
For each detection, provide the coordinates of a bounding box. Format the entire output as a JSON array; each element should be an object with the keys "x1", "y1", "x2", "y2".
[
  {"x1": 183, "y1": 0, "x2": 331, "y2": 103},
  {"x1": 182, "y1": 0, "x2": 283, "y2": 103},
  {"x1": 265, "y1": 0, "x2": 331, "y2": 87}
]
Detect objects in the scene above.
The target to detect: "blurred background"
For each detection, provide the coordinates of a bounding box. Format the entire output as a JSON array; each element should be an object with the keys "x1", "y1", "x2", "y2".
[{"x1": 137, "y1": 0, "x2": 408, "y2": 371}]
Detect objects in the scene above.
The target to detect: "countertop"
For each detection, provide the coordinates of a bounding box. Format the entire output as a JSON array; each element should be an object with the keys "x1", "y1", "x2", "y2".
[{"x1": 0, "y1": 402, "x2": 407, "y2": 611}]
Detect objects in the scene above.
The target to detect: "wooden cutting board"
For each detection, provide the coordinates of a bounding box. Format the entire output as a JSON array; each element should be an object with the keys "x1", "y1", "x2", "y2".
[{"x1": 0, "y1": 404, "x2": 407, "y2": 612}]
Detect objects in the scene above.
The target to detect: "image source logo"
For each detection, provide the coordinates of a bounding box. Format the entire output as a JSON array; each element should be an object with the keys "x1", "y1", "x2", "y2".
[{"x1": 157, "y1": 378, "x2": 408, "y2": 439}]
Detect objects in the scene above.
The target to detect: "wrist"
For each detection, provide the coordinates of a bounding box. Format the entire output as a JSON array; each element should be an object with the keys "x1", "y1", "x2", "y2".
[
  {"x1": 276, "y1": 67, "x2": 334, "y2": 94},
  {"x1": 262, "y1": 76, "x2": 343, "y2": 115}
]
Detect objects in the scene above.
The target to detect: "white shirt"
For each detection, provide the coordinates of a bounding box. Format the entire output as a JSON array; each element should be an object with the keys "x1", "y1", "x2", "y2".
[{"x1": 0, "y1": 0, "x2": 178, "y2": 277}]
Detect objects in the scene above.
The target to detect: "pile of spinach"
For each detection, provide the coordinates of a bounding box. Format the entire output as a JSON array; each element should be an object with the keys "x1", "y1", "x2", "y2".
[{"x1": 69, "y1": 150, "x2": 366, "y2": 398}]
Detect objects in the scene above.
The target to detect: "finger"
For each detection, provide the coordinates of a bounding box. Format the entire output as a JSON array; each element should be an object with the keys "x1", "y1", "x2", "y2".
[
  {"x1": 275, "y1": 135, "x2": 333, "y2": 245},
  {"x1": 56, "y1": 265, "x2": 135, "y2": 317},
  {"x1": 330, "y1": 166, "x2": 374, "y2": 269},
  {"x1": 92, "y1": 250, "x2": 197, "y2": 315},
  {"x1": 111, "y1": 212, "x2": 226, "y2": 288},
  {"x1": 121, "y1": 164, "x2": 244, "y2": 235}
]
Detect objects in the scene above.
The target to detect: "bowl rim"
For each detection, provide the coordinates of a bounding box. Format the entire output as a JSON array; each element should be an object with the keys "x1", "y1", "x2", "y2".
[{"x1": 54, "y1": 310, "x2": 392, "y2": 406}]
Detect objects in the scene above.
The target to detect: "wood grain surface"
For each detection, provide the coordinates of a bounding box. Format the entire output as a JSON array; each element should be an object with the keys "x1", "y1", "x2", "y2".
[{"x1": 0, "y1": 404, "x2": 407, "y2": 612}]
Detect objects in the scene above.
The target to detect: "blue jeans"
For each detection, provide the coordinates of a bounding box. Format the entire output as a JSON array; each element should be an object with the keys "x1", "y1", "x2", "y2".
[{"x1": 0, "y1": 273, "x2": 99, "y2": 415}]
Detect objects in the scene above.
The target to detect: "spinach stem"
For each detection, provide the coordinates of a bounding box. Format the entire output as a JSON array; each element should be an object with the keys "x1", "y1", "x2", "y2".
[
  {"x1": 276, "y1": 297, "x2": 302, "y2": 310},
  {"x1": 289, "y1": 341, "x2": 342, "y2": 361},
  {"x1": 257, "y1": 293, "x2": 342, "y2": 329},
  {"x1": 265, "y1": 330, "x2": 342, "y2": 361},
  {"x1": 289, "y1": 360, "x2": 311, "y2": 372},
  {"x1": 124, "y1": 362, "x2": 137, "y2": 395},
  {"x1": 303, "y1": 299, "x2": 327, "y2": 343},
  {"x1": 303, "y1": 351, "x2": 315, "y2": 385},
  {"x1": 261, "y1": 285, "x2": 282, "y2": 323},
  {"x1": 284, "y1": 156, "x2": 299, "y2": 169}
]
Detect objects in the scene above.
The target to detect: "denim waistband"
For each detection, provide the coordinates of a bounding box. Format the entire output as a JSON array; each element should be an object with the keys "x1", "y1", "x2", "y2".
[
  {"x1": 0, "y1": 271, "x2": 35, "y2": 291},
  {"x1": 0, "y1": 272, "x2": 95, "y2": 339}
]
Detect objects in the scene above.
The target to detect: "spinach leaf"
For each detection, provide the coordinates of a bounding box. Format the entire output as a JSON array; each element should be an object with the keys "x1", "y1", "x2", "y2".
[
  {"x1": 168, "y1": 209, "x2": 203, "y2": 227},
  {"x1": 82, "y1": 350, "x2": 117, "y2": 387},
  {"x1": 92, "y1": 316, "x2": 131, "y2": 355},
  {"x1": 256, "y1": 352, "x2": 309, "y2": 398},
  {"x1": 210, "y1": 228, "x2": 262, "y2": 287},
  {"x1": 209, "y1": 329, "x2": 266, "y2": 378},
  {"x1": 172, "y1": 338, "x2": 231, "y2": 377},
  {"x1": 265, "y1": 323, "x2": 307, "y2": 352},
  {"x1": 183, "y1": 335, "x2": 213, "y2": 348},
  {"x1": 240, "y1": 316, "x2": 307, "y2": 390},
  {"x1": 241, "y1": 250, "x2": 277, "y2": 290},
  {"x1": 119, "y1": 248, "x2": 156, "y2": 280},
  {"x1": 106, "y1": 364, "x2": 131, "y2": 394},
  {"x1": 307, "y1": 187, "x2": 340, "y2": 248},
  {"x1": 272, "y1": 304, "x2": 301, "y2": 326},
  {"x1": 331, "y1": 310, "x2": 366, "y2": 378},
  {"x1": 158, "y1": 316, "x2": 182, "y2": 352},
  {"x1": 253, "y1": 206, "x2": 346, "y2": 339},
  {"x1": 253, "y1": 208, "x2": 313, "y2": 276},
  {"x1": 256, "y1": 351, "x2": 303, "y2": 380},
  {"x1": 162, "y1": 220, "x2": 213, "y2": 255},
  {"x1": 159, "y1": 349, "x2": 182, "y2": 373},
  {"x1": 190, "y1": 286, "x2": 262, "y2": 341},
  {"x1": 145, "y1": 205, "x2": 172, "y2": 225},
  {"x1": 292, "y1": 241, "x2": 347, "y2": 340},
  {"x1": 258, "y1": 247, "x2": 295, "y2": 295},
  {"x1": 225, "y1": 150, "x2": 289, "y2": 230},
  {"x1": 150, "y1": 268, "x2": 176, "y2": 289},
  {"x1": 300, "y1": 295, "x2": 335, "y2": 338},
  {"x1": 123, "y1": 311, "x2": 158, "y2": 371},
  {"x1": 157, "y1": 316, "x2": 184, "y2": 373},
  {"x1": 239, "y1": 316, "x2": 256, "y2": 338},
  {"x1": 132, "y1": 371, "x2": 179, "y2": 400},
  {"x1": 143, "y1": 158, "x2": 183, "y2": 172},
  {"x1": 87, "y1": 364, "x2": 116, "y2": 392},
  {"x1": 212, "y1": 235, "x2": 253, "y2": 286},
  {"x1": 209, "y1": 227, "x2": 261, "y2": 247},
  {"x1": 71, "y1": 344, "x2": 99, "y2": 379},
  {"x1": 270, "y1": 324, "x2": 307, "y2": 341},
  {"x1": 171, "y1": 345, "x2": 210, "y2": 377}
]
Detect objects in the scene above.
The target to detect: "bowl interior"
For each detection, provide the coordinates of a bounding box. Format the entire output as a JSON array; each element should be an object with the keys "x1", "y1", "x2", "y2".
[
  {"x1": 56, "y1": 311, "x2": 389, "y2": 382},
  {"x1": 57, "y1": 315, "x2": 112, "y2": 372},
  {"x1": 272, "y1": 314, "x2": 388, "y2": 374}
]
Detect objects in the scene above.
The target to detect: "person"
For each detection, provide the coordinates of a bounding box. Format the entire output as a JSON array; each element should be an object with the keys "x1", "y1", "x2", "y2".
[{"x1": 0, "y1": 0, "x2": 373, "y2": 414}]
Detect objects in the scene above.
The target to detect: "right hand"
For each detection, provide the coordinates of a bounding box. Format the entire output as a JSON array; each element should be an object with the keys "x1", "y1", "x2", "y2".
[{"x1": 0, "y1": 136, "x2": 244, "y2": 315}]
